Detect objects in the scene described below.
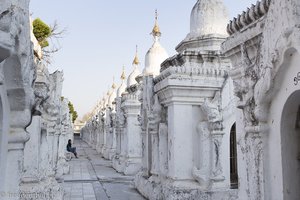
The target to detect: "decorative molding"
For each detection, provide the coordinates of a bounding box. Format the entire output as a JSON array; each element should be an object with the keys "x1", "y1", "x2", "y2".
[{"x1": 227, "y1": 0, "x2": 271, "y2": 35}]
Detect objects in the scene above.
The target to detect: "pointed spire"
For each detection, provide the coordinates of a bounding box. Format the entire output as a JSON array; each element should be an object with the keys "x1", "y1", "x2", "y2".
[
  {"x1": 106, "y1": 86, "x2": 110, "y2": 96},
  {"x1": 152, "y1": 9, "x2": 161, "y2": 37},
  {"x1": 112, "y1": 76, "x2": 117, "y2": 89},
  {"x1": 132, "y1": 45, "x2": 140, "y2": 65},
  {"x1": 121, "y1": 66, "x2": 126, "y2": 80}
]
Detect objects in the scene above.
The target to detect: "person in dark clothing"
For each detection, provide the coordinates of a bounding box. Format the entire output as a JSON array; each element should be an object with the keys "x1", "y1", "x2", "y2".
[{"x1": 67, "y1": 139, "x2": 78, "y2": 158}]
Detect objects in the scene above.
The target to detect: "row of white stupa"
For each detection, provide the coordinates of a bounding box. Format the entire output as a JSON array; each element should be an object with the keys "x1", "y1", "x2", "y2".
[
  {"x1": 92, "y1": 11, "x2": 171, "y2": 113},
  {"x1": 91, "y1": 0, "x2": 230, "y2": 114}
]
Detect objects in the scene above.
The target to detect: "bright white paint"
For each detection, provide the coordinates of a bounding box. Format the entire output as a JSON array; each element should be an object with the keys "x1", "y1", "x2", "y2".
[
  {"x1": 189, "y1": 0, "x2": 229, "y2": 39},
  {"x1": 144, "y1": 36, "x2": 169, "y2": 77},
  {"x1": 127, "y1": 63, "x2": 141, "y2": 87},
  {"x1": 222, "y1": 0, "x2": 300, "y2": 199}
]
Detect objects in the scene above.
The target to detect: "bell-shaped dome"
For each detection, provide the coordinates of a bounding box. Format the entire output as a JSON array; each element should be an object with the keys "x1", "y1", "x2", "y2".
[
  {"x1": 189, "y1": 0, "x2": 229, "y2": 38},
  {"x1": 117, "y1": 68, "x2": 127, "y2": 97},
  {"x1": 104, "y1": 89, "x2": 111, "y2": 107},
  {"x1": 108, "y1": 90, "x2": 116, "y2": 107},
  {"x1": 127, "y1": 66, "x2": 140, "y2": 87},
  {"x1": 117, "y1": 81, "x2": 126, "y2": 97},
  {"x1": 108, "y1": 81, "x2": 117, "y2": 107},
  {"x1": 100, "y1": 97, "x2": 105, "y2": 109},
  {"x1": 143, "y1": 11, "x2": 168, "y2": 77},
  {"x1": 127, "y1": 52, "x2": 141, "y2": 87},
  {"x1": 144, "y1": 40, "x2": 168, "y2": 77}
]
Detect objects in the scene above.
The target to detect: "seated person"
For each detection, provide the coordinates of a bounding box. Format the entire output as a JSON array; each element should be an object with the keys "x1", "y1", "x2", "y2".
[{"x1": 67, "y1": 139, "x2": 78, "y2": 158}]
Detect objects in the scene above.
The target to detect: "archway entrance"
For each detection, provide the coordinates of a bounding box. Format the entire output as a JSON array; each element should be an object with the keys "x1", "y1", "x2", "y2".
[
  {"x1": 281, "y1": 90, "x2": 300, "y2": 199},
  {"x1": 230, "y1": 123, "x2": 238, "y2": 189}
]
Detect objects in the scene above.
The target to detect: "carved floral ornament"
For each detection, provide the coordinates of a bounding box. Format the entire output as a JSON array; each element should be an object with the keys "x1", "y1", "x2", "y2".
[
  {"x1": 148, "y1": 94, "x2": 162, "y2": 132},
  {"x1": 201, "y1": 91, "x2": 222, "y2": 123},
  {"x1": 32, "y1": 83, "x2": 50, "y2": 116},
  {"x1": 116, "y1": 105, "x2": 123, "y2": 123},
  {"x1": 227, "y1": 25, "x2": 300, "y2": 132},
  {"x1": 256, "y1": 29, "x2": 300, "y2": 108},
  {"x1": 227, "y1": 37, "x2": 262, "y2": 127}
]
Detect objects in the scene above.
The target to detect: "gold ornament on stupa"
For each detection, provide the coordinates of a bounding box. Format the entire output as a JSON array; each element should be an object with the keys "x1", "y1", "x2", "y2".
[
  {"x1": 132, "y1": 45, "x2": 140, "y2": 65},
  {"x1": 106, "y1": 86, "x2": 110, "y2": 96},
  {"x1": 121, "y1": 66, "x2": 126, "y2": 80},
  {"x1": 152, "y1": 10, "x2": 161, "y2": 37},
  {"x1": 112, "y1": 76, "x2": 117, "y2": 89}
]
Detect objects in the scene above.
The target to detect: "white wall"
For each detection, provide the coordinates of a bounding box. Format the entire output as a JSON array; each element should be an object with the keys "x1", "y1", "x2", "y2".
[
  {"x1": 265, "y1": 49, "x2": 300, "y2": 200},
  {"x1": 0, "y1": 84, "x2": 9, "y2": 193}
]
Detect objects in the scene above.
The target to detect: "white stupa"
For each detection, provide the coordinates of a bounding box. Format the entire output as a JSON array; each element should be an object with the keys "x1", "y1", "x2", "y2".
[
  {"x1": 143, "y1": 10, "x2": 169, "y2": 77},
  {"x1": 101, "y1": 96, "x2": 106, "y2": 109},
  {"x1": 104, "y1": 89, "x2": 111, "y2": 107},
  {"x1": 108, "y1": 79, "x2": 117, "y2": 108},
  {"x1": 117, "y1": 67, "x2": 126, "y2": 97},
  {"x1": 189, "y1": 0, "x2": 229, "y2": 38},
  {"x1": 177, "y1": 0, "x2": 229, "y2": 52},
  {"x1": 127, "y1": 48, "x2": 141, "y2": 87}
]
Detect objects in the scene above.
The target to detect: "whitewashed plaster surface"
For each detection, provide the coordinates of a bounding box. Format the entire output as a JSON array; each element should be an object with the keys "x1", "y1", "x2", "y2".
[
  {"x1": 0, "y1": 1, "x2": 74, "y2": 198},
  {"x1": 222, "y1": 0, "x2": 300, "y2": 199},
  {"x1": 82, "y1": 0, "x2": 300, "y2": 200}
]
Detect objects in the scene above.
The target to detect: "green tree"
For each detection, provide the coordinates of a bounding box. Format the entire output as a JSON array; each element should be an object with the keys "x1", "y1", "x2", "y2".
[
  {"x1": 32, "y1": 18, "x2": 67, "y2": 64},
  {"x1": 33, "y1": 18, "x2": 51, "y2": 48},
  {"x1": 68, "y1": 101, "x2": 78, "y2": 123}
]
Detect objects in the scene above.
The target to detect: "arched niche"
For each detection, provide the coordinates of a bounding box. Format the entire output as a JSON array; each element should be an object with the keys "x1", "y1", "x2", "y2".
[
  {"x1": 266, "y1": 46, "x2": 300, "y2": 200},
  {"x1": 3, "y1": 55, "x2": 27, "y2": 112},
  {"x1": 280, "y1": 90, "x2": 300, "y2": 200},
  {"x1": 1, "y1": 53, "x2": 33, "y2": 145},
  {"x1": 229, "y1": 122, "x2": 238, "y2": 189}
]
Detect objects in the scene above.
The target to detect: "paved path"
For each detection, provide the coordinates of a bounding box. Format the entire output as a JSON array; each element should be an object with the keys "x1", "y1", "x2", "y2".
[{"x1": 62, "y1": 138, "x2": 145, "y2": 200}]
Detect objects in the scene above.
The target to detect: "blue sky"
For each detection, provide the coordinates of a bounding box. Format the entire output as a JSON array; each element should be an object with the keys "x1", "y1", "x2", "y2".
[{"x1": 30, "y1": 0, "x2": 257, "y2": 118}]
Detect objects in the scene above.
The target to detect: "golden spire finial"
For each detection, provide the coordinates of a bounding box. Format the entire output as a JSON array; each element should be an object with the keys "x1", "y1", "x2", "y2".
[
  {"x1": 132, "y1": 45, "x2": 140, "y2": 65},
  {"x1": 121, "y1": 66, "x2": 126, "y2": 80},
  {"x1": 152, "y1": 9, "x2": 161, "y2": 37},
  {"x1": 112, "y1": 76, "x2": 117, "y2": 89}
]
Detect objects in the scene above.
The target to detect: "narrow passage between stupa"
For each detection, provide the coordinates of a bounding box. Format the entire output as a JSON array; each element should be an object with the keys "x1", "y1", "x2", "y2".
[{"x1": 62, "y1": 137, "x2": 145, "y2": 200}]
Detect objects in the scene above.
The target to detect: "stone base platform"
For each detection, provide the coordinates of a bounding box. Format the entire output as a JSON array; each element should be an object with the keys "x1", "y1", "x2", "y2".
[{"x1": 135, "y1": 173, "x2": 238, "y2": 200}]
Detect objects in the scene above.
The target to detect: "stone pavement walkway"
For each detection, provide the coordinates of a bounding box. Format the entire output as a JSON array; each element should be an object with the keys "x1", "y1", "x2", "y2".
[{"x1": 62, "y1": 138, "x2": 145, "y2": 200}]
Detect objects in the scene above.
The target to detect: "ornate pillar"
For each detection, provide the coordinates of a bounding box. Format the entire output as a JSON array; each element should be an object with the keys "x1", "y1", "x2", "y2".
[
  {"x1": 0, "y1": 32, "x2": 11, "y2": 194},
  {"x1": 222, "y1": 5, "x2": 270, "y2": 196},
  {"x1": 148, "y1": 95, "x2": 162, "y2": 176},
  {"x1": 158, "y1": 123, "x2": 168, "y2": 175},
  {"x1": 108, "y1": 112, "x2": 117, "y2": 159},
  {"x1": 103, "y1": 108, "x2": 112, "y2": 159},
  {"x1": 114, "y1": 99, "x2": 126, "y2": 172},
  {"x1": 99, "y1": 112, "x2": 105, "y2": 153},
  {"x1": 23, "y1": 116, "x2": 41, "y2": 183},
  {"x1": 6, "y1": 110, "x2": 31, "y2": 198},
  {"x1": 194, "y1": 121, "x2": 211, "y2": 188},
  {"x1": 122, "y1": 94, "x2": 142, "y2": 175},
  {"x1": 193, "y1": 94, "x2": 226, "y2": 189},
  {"x1": 1, "y1": 0, "x2": 36, "y2": 198},
  {"x1": 139, "y1": 75, "x2": 154, "y2": 177},
  {"x1": 165, "y1": 102, "x2": 195, "y2": 180}
]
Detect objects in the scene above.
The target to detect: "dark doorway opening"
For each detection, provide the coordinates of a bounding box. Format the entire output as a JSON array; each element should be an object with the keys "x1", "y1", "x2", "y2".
[{"x1": 230, "y1": 123, "x2": 238, "y2": 189}]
